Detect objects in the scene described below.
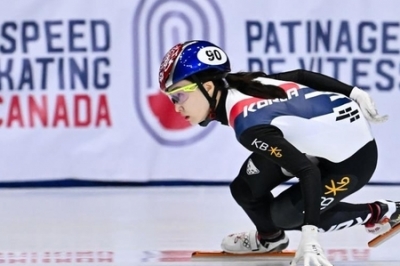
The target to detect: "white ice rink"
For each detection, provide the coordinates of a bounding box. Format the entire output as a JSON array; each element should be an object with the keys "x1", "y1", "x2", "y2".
[{"x1": 1, "y1": 185, "x2": 399, "y2": 266}]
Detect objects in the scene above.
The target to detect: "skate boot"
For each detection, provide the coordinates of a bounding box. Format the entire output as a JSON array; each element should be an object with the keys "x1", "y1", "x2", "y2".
[
  {"x1": 365, "y1": 200, "x2": 400, "y2": 235},
  {"x1": 221, "y1": 230, "x2": 289, "y2": 254}
]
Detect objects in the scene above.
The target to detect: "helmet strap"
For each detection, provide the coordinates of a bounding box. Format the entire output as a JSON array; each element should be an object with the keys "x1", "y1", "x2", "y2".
[
  {"x1": 192, "y1": 75, "x2": 219, "y2": 111},
  {"x1": 192, "y1": 75, "x2": 219, "y2": 126}
]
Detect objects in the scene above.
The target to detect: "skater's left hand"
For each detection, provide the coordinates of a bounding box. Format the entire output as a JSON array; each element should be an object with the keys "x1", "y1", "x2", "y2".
[{"x1": 290, "y1": 225, "x2": 333, "y2": 266}]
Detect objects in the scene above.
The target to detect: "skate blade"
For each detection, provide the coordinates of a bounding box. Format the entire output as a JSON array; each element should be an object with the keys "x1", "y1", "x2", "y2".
[
  {"x1": 368, "y1": 223, "x2": 400, "y2": 247},
  {"x1": 191, "y1": 250, "x2": 296, "y2": 258}
]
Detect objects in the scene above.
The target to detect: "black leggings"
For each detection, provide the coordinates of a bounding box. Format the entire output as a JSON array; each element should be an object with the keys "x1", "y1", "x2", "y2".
[{"x1": 230, "y1": 140, "x2": 378, "y2": 234}]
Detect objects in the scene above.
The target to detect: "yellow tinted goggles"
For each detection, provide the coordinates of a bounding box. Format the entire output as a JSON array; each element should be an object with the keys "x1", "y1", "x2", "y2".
[
  {"x1": 165, "y1": 83, "x2": 199, "y2": 104},
  {"x1": 165, "y1": 83, "x2": 198, "y2": 95}
]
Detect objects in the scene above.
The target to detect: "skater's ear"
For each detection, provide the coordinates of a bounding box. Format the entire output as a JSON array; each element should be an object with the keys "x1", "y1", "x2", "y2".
[{"x1": 203, "y1": 81, "x2": 215, "y2": 92}]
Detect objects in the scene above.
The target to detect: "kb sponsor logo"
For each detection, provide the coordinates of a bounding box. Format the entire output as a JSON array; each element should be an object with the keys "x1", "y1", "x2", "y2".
[{"x1": 132, "y1": 0, "x2": 225, "y2": 146}]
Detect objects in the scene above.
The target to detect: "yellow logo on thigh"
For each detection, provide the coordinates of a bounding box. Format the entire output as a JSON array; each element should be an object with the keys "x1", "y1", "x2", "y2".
[{"x1": 324, "y1": 177, "x2": 351, "y2": 196}]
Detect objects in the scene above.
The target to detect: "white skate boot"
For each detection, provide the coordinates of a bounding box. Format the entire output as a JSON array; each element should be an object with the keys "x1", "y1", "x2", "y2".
[
  {"x1": 366, "y1": 200, "x2": 400, "y2": 247},
  {"x1": 365, "y1": 200, "x2": 400, "y2": 235},
  {"x1": 221, "y1": 230, "x2": 289, "y2": 254}
]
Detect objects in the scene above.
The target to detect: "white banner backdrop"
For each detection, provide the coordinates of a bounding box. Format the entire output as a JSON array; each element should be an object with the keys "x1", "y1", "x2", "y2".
[{"x1": 0, "y1": 0, "x2": 399, "y2": 183}]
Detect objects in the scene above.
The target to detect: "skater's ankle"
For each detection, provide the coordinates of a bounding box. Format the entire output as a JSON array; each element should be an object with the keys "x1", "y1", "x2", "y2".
[{"x1": 367, "y1": 202, "x2": 388, "y2": 225}]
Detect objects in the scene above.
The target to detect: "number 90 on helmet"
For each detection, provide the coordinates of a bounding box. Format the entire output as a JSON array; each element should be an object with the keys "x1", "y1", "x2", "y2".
[{"x1": 158, "y1": 40, "x2": 231, "y2": 91}]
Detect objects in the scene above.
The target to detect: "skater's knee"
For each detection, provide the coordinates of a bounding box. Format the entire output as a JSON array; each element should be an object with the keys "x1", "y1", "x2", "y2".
[
  {"x1": 230, "y1": 177, "x2": 273, "y2": 207},
  {"x1": 230, "y1": 178, "x2": 250, "y2": 206}
]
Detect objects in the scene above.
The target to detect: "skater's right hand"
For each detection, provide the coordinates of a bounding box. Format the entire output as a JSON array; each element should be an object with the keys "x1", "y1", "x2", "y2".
[
  {"x1": 350, "y1": 87, "x2": 388, "y2": 123},
  {"x1": 290, "y1": 225, "x2": 332, "y2": 266}
]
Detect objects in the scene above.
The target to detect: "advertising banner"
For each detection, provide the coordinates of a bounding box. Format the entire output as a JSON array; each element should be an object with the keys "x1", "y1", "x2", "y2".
[{"x1": 0, "y1": 0, "x2": 399, "y2": 183}]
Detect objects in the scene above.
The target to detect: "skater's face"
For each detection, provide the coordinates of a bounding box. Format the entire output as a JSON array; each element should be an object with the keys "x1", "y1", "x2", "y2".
[{"x1": 166, "y1": 80, "x2": 215, "y2": 125}]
